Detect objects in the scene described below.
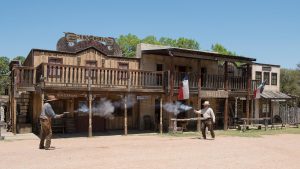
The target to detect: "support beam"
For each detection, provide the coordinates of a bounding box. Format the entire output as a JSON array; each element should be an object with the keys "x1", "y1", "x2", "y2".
[
  {"x1": 246, "y1": 64, "x2": 251, "y2": 124},
  {"x1": 124, "y1": 95, "x2": 128, "y2": 135},
  {"x1": 224, "y1": 98, "x2": 228, "y2": 130},
  {"x1": 159, "y1": 95, "x2": 163, "y2": 134},
  {"x1": 224, "y1": 61, "x2": 228, "y2": 130},
  {"x1": 12, "y1": 95, "x2": 17, "y2": 135},
  {"x1": 88, "y1": 93, "x2": 92, "y2": 137},
  {"x1": 197, "y1": 60, "x2": 202, "y2": 132},
  {"x1": 168, "y1": 53, "x2": 174, "y2": 130}
]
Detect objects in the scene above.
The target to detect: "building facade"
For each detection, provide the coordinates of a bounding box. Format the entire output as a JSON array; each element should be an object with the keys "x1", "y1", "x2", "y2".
[{"x1": 9, "y1": 33, "x2": 261, "y2": 134}]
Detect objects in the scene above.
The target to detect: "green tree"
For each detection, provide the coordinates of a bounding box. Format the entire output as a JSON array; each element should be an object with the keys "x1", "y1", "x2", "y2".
[
  {"x1": 141, "y1": 36, "x2": 161, "y2": 45},
  {"x1": 280, "y1": 68, "x2": 300, "y2": 96},
  {"x1": 159, "y1": 37, "x2": 177, "y2": 47},
  {"x1": 117, "y1": 34, "x2": 141, "y2": 57},
  {"x1": 176, "y1": 37, "x2": 200, "y2": 50},
  {"x1": 0, "y1": 56, "x2": 10, "y2": 95},
  {"x1": 211, "y1": 43, "x2": 236, "y2": 55},
  {"x1": 13, "y1": 56, "x2": 25, "y2": 64}
]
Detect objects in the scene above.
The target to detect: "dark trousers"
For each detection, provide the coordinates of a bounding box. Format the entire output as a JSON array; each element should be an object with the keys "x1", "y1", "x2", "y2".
[
  {"x1": 39, "y1": 118, "x2": 52, "y2": 149},
  {"x1": 201, "y1": 119, "x2": 215, "y2": 139}
]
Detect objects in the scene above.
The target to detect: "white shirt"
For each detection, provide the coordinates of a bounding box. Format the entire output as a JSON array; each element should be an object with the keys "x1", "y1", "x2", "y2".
[{"x1": 195, "y1": 107, "x2": 215, "y2": 123}]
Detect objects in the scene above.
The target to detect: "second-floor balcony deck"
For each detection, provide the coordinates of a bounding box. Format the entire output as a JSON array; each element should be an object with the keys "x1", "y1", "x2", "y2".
[{"x1": 12, "y1": 63, "x2": 260, "y2": 94}]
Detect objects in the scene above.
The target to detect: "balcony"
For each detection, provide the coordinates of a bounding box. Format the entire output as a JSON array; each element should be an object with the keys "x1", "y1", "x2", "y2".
[{"x1": 12, "y1": 63, "x2": 259, "y2": 94}]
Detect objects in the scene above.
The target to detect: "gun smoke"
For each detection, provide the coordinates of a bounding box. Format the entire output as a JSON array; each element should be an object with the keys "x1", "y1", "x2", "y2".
[
  {"x1": 163, "y1": 102, "x2": 193, "y2": 116},
  {"x1": 76, "y1": 95, "x2": 137, "y2": 119}
]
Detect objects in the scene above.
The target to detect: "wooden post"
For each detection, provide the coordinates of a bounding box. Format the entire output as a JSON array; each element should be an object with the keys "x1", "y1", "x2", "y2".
[
  {"x1": 168, "y1": 52, "x2": 174, "y2": 130},
  {"x1": 160, "y1": 96, "x2": 163, "y2": 134},
  {"x1": 197, "y1": 60, "x2": 202, "y2": 132},
  {"x1": 88, "y1": 73, "x2": 93, "y2": 137},
  {"x1": 246, "y1": 64, "x2": 251, "y2": 124},
  {"x1": 234, "y1": 97, "x2": 238, "y2": 126},
  {"x1": 12, "y1": 95, "x2": 17, "y2": 135},
  {"x1": 88, "y1": 93, "x2": 92, "y2": 137},
  {"x1": 124, "y1": 95, "x2": 128, "y2": 135},
  {"x1": 224, "y1": 61, "x2": 228, "y2": 130}
]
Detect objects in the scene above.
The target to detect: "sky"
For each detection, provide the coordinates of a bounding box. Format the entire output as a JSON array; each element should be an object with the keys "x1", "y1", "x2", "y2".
[{"x1": 0, "y1": 0, "x2": 299, "y2": 69}]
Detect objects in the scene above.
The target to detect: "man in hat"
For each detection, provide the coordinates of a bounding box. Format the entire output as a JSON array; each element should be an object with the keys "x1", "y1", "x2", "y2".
[
  {"x1": 39, "y1": 95, "x2": 65, "y2": 150},
  {"x1": 194, "y1": 101, "x2": 215, "y2": 139}
]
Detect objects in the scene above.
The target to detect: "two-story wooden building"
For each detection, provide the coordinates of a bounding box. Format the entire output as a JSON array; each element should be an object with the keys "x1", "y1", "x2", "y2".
[{"x1": 9, "y1": 33, "x2": 259, "y2": 135}]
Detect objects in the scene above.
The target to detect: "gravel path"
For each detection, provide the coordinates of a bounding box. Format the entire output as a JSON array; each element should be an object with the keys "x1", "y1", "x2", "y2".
[{"x1": 1, "y1": 134, "x2": 300, "y2": 169}]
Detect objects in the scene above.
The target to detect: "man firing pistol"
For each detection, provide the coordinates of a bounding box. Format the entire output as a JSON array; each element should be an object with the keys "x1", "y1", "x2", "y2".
[{"x1": 194, "y1": 101, "x2": 215, "y2": 139}]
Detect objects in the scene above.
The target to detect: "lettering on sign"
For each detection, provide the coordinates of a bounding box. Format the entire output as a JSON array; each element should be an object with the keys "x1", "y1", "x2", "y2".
[
  {"x1": 56, "y1": 93, "x2": 79, "y2": 98},
  {"x1": 200, "y1": 91, "x2": 228, "y2": 98},
  {"x1": 56, "y1": 32, "x2": 122, "y2": 56}
]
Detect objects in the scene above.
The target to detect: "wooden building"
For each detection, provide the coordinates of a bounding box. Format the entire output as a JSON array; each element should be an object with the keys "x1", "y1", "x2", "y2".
[{"x1": 9, "y1": 33, "x2": 260, "y2": 135}]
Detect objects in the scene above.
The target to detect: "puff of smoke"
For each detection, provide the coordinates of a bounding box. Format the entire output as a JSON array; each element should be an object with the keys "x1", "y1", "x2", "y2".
[
  {"x1": 163, "y1": 101, "x2": 193, "y2": 116},
  {"x1": 113, "y1": 94, "x2": 136, "y2": 109},
  {"x1": 93, "y1": 98, "x2": 115, "y2": 119}
]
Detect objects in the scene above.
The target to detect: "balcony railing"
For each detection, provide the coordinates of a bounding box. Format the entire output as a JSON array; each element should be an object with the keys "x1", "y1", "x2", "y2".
[
  {"x1": 13, "y1": 63, "x2": 260, "y2": 93},
  {"x1": 37, "y1": 63, "x2": 166, "y2": 91}
]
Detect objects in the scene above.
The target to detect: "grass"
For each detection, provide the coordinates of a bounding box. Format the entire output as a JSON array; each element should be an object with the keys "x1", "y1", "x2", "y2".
[{"x1": 163, "y1": 127, "x2": 300, "y2": 138}]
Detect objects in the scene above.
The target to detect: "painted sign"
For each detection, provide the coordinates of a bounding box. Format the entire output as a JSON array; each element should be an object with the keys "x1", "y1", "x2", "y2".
[
  {"x1": 56, "y1": 32, "x2": 122, "y2": 56},
  {"x1": 200, "y1": 91, "x2": 228, "y2": 98}
]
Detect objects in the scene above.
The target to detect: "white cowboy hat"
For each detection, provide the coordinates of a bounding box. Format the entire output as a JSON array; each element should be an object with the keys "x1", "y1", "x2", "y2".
[
  {"x1": 45, "y1": 95, "x2": 58, "y2": 102},
  {"x1": 203, "y1": 101, "x2": 210, "y2": 106}
]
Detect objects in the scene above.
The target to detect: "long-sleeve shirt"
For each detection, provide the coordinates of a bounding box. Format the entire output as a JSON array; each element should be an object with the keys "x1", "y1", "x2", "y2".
[
  {"x1": 195, "y1": 107, "x2": 215, "y2": 122},
  {"x1": 40, "y1": 103, "x2": 56, "y2": 119}
]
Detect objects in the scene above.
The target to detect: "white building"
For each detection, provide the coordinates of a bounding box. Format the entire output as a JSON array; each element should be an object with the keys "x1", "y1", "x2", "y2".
[{"x1": 251, "y1": 63, "x2": 291, "y2": 120}]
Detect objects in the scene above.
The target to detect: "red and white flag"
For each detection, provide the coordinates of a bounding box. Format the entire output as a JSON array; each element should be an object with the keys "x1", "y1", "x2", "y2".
[
  {"x1": 254, "y1": 80, "x2": 266, "y2": 99},
  {"x1": 178, "y1": 74, "x2": 189, "y2": 100}
]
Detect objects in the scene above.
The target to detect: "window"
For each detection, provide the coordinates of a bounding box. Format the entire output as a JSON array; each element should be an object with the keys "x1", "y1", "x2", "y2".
[
  {"x1": 263, "y1": 72, "x2": 270, "y2": 85},
  {"x1": 271, "y1": 73, "x2": 277, "y2": 85},
  {"x1": 118, "y1": 62, "x2": 129, "y2": 80},
  {"x1": 262, "y1": 103, "x2": 269, "y2": 113},
  {"x1": 255, "y1": 71, "x2": 262, "y2": 83},
  {"x1": 48, "y1": 57, "x2": 63, "y2": 78},
  {"x1": 85, "y1": 61, "x2": 97, "y2": 78}
]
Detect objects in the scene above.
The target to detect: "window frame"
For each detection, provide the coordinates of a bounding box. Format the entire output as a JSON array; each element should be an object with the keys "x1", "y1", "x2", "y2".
[
  {"x1": 48, "y1": 57, "x2": 63, "y2": 78},
  {"x1": 271, "y1": 73, "x2": 277, "y2": 85},
  {"x1": 255, "y1": 71, "x2": 262, "y2": 83},
  {"x1": 263, "y1": 72, "x2": 270, "y2": 85}
]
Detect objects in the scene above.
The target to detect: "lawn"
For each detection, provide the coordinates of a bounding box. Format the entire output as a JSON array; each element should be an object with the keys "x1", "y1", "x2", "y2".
[{"x1": 164, "y1": 127, "x2": 300, "y2": 138}]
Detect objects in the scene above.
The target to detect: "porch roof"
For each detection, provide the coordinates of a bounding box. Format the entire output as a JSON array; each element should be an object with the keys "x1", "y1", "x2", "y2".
[
  {"x1": 261, "y1": 91, "x2": 291, "y2": 100},
  {"x1": 142, "y1": 48, "x2": 256, "y2": 63}
]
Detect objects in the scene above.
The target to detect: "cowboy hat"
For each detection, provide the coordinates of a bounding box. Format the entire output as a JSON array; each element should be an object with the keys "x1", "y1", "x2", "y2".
[
  {"x1": 45, "y1": 95, "x2": 58, "y2": 102},
  {"x1": 203, "y1": 101, "x2": 210, "y2": 106}
]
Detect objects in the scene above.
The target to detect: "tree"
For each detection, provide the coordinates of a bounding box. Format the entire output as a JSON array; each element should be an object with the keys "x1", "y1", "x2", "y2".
[
  {"x1": 0, "y1": 56, "x2": 10, "y2": 95},
  {"x1": 141, "y1": 36, "x2": 161, "y2": 45},
  {"x1": 13, "y1": 56, "x2": 25, "y2": 64},
  {"x1": 280, "y1": 68, "x2": 300, "y2": 97},
  {"x1": 211, "y1": 43, "x2": 236, "y2": 55},
  {"x1": 117, "y1": 34, "x2": 141, "y2": 57},
  {"x1": 159, "y1": 37, "x2": 177, "y2": 47},
  {"x1": 176, "y1": 37, "x2": 199, "y2": 50}
]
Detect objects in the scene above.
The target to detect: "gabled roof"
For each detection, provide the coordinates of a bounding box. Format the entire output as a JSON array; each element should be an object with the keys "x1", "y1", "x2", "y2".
[
  {"x1": 142, "y1": 47, "x2": 256, "y2": 63},
  {"x1": 30, "y1": 47, "x2": 140, "y2": 60}
]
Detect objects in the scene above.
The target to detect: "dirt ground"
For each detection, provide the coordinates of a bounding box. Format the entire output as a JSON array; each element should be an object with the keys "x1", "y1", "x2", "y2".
[{"x1": 1, "y1": 134, "x2": 300, "y2": 169}]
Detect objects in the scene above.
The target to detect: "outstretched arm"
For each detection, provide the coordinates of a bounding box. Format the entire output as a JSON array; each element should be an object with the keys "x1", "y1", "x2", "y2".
[{"x1": 194, "y1": 109, "x2": 201, "y2": 114}]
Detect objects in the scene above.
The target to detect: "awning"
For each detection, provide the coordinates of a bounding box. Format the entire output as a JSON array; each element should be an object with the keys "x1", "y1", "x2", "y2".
[{"x1": 260, "y1": 91, "x2": 291, "y2": 100}]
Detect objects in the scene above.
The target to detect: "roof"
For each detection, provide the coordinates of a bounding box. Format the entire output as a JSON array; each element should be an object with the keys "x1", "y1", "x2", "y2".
[
  {"x1": 253, "y1": 62, "x2": 280, "y2": 68},
  {"x1": 261, "y1": 91, "x2": 291, "y2": 100},
  {"x1": 142, "y1": 47, "x2": 256, "y2": 63},
  {"x1": 30, "y1": 47, "x2": 140, "y2": 60}
]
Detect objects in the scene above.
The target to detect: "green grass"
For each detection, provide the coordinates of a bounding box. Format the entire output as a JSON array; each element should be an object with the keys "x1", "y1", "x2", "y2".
[{"x1": 163, "y1": 127, "x2": 300, "y2": 138}]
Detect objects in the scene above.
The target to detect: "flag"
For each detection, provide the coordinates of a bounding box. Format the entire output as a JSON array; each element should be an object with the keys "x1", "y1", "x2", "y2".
[
  {"x1": 178, "y1": 74, "x2": 189, "y2": 100},
  {"x1": 254, "y1": 80, "x2": 266, "y2": 99}
]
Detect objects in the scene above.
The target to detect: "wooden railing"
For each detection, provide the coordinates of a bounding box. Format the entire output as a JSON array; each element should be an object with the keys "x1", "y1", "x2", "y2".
[
  {"x1": 173, "y1": 72, "x2": 255, "y2": 91},
  {"x1": 13, "y1": 64, "x2": 260, "y2": 93},
  {"x1": 38, "y1": 63, "x2": 165, "y2": 90},
  {"x1": 13, "y1": 66, "x2": 36, "y2": 89}
]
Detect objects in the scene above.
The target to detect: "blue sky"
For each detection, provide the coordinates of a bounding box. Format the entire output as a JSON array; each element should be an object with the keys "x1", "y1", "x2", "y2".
[{"x1": 0, "y1": 0, "x2": 299, "y2": 69}]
